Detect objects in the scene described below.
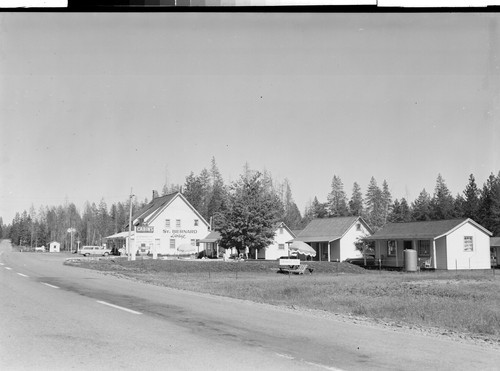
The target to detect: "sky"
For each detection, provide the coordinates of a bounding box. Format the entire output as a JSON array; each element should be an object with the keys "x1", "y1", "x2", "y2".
[{"x1": 0, "y1": 12, "x2": 499, "y2": 223}]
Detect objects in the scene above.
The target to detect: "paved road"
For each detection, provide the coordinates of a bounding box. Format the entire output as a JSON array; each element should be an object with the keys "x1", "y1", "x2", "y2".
[{"x1": 1, "y1": 240, "x2": 499, "y2": 371}]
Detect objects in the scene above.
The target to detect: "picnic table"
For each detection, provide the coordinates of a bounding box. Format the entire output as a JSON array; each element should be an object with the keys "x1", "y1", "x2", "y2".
[{"x1": 278, "y1": 259, "x2": 310, "y2": 275}]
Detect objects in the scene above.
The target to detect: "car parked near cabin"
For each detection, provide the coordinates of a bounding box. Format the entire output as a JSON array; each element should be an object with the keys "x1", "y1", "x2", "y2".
[
  {"x1": 80, "y1": 246, "x2": 111, "y2": 257},
  {"x1": 34, "y1": 246, "x2": 46, "y2": 252},
  {"x1": 344, "y1": 255, "x2": 377, "y2": 268}
]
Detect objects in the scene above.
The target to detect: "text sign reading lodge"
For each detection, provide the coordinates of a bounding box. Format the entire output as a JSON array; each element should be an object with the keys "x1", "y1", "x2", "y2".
[
  {"x1": 163, "y1": 229, "x2": 198, "y2": 239},
  {"x1": 136, "y1": 226, "x2": 154, "y2": 233}
]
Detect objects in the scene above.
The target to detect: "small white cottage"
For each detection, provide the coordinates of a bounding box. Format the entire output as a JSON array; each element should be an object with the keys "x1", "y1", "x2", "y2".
[
  {"x1": 295, "y1": 216, "x2": 373, "y2": 262},
  {"x1": 369, "y1": 218, "x2": 492, "y2": 270},
  {"x1": 257, "y1": 222, "x2": 296, "y2": 260},
  {"x1": 49, "y1": 241, "x2": 60, "y2": 253}
]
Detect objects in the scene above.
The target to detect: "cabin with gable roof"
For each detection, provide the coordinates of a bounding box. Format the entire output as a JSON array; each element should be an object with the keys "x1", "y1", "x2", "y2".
[{"x1": 369, "y1": 218, "x2": 492, "y2": 270}]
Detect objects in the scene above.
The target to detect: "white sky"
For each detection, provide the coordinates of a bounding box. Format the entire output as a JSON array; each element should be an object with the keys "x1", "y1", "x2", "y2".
[{"x1": 0, "y1": 13, "x2": 499, "y2": 222}]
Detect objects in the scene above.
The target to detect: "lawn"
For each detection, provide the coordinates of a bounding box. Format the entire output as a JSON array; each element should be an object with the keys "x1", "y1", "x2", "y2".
[{"x1": 66, "y1": 257, "x2": 500, "y2": 341}]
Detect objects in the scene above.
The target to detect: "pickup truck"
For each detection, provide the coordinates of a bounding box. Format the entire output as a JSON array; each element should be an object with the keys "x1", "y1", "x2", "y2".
[{"x1": 79, "y1": 246, "x2": 112, "y2": 257}]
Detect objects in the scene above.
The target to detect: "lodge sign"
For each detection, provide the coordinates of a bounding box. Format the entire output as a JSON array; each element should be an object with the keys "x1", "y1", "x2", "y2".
[{"x1": 136, "y1": 226, "x2": 154, "y2": 233}]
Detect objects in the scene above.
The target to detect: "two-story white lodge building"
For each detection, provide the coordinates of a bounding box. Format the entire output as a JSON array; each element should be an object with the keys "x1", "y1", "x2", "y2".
[{"x1": 123, "y1": 191, "x2": 210, "y2": 256}]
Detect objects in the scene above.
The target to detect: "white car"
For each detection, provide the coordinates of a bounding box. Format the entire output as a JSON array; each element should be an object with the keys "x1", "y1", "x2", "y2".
[
  {"x1": 34, "y1": 246, "x2": 46, "y2": 252},
  {"x1": 80, "y1": 246, "x2": 111, "y2": 257}
]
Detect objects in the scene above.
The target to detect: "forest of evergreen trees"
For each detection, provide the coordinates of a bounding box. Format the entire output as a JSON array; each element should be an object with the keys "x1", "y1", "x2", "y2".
[{"x1": 2, "y1": 156, "x2": 500, "y2": 251}]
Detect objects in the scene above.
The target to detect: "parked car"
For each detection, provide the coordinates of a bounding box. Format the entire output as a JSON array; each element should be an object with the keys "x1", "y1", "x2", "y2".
[
  {"x1": 344, "y1": 255, "x2": 377, "y2": 268},
  {"x1": 80, "y1": 246, "x2": 112, "y2": 257},
  {"x1": 34, "y1": 246, "x2": 46, "y2": 252}
]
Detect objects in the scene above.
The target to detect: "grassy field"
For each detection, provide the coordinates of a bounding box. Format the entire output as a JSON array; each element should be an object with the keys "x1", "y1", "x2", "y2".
[{"x1": 66, "y1": 257, "x2": 500, "y2": 341}]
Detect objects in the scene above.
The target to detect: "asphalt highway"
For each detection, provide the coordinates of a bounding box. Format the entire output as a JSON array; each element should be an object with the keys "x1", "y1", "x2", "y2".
[{"x1": 1, "y1": 240, "x2": 499, "y2": 371}]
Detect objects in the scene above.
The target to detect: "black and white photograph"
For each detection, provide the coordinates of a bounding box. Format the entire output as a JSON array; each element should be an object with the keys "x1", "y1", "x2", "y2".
[{"x1": 1, "y1": 7, "x2": 500, "y2": 371}]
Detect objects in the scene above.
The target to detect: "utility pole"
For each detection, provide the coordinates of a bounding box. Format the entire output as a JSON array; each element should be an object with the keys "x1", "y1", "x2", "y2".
[
  {"x1": 67, "y1": 227, "x2": 76, "y2": 253},
  {"x1": 128, "y1": 189, "x2": 135, "y2": 261}
]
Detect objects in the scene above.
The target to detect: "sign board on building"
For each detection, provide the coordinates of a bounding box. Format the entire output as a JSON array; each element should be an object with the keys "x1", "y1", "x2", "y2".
[{"x1": 136, "y1": 226, "x2": 154, "y2": 233}]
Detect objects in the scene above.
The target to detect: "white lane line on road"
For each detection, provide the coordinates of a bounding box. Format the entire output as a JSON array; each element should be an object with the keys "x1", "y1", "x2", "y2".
[
  {"x1": 303, "y1": 361, "x2": 345, "y2": 371},
  {"x1": 275, "y1": 353, "x2": 294, "y2": 360},
  {"x1": 17, "y1": 273, "x2": 29, "y2": 277},
  {"x1": 275, "y1": 353, "x2": 345, "y2": 371},
  {"x1": 41, "y1": 283, "x2": 59, "y2": 289},
  {"x1": 96, "y1": 301, "x2": 142, "y2": 315},
  {"x1": 42, "y1": 282, "x2": 59, "y2": 289},
  {"x1": 5, "y1": 267, "x2": 12, "y2": 270}
]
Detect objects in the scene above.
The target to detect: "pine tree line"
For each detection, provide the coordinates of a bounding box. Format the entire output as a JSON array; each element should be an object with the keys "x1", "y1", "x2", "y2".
[
  {"x1": 2, "y1": 163, "x2": 500, "y2": 248},
  {"x1": 304, "y1": 172, "x2": 500, "y2": 235},
  {"x1": 4, "y1": 198, "x2": 148, "y2": 250}
]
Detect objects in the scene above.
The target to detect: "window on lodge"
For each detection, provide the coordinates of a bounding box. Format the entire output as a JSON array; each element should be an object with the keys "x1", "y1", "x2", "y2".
[
  {"x1": 190, "y1": 239, "x2": 196, "y2": 246},
  {"x1": 418, "y1": 240, "x2": 430, "y2": 256},
  {"x1": 176, "y1": 219, "x2": 181, "y2": 228},
  {"x1": 278, "y1": 244, "x2": 285, "y2": 250},
  {"x1": 279, "y1": 227, "x2": 283, "y2": 234},
  {"x1": 165, "y1": 219, "x2": 170, "y2": 228},
  {"x1": 169, "y1": 239, "x2": 175, "y2": 249},
  {"x1": 194, "y1": 219, "x2": 199, "y2": 226}
]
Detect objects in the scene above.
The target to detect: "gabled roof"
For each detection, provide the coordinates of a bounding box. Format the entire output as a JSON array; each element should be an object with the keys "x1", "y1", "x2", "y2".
[
  {"x1": 491, "y1": 237, "x2": 500, "y2": 247},
  {"x1": 275, "y1": 222, "x2": 296, "y2": 238},
  {"x1": 295, "y1": 216, "x2": 371, "y2": 243},
  {"x1": 130, "y1": 192, "x2": 209, "y2": 228},
  {"x1": 131, "y1": 192, "x2": 177, "y2": 225},
  {"x1": 199, "y1": 231, "x2": 221, "y2": 243},
  {"x1": 370, "y1": 218, "x2": 492, "y2": 240}
]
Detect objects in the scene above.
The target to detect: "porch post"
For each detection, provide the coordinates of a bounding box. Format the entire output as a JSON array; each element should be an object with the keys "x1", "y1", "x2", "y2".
[
  {"x1": 327, "y1": 241, "x2": 331, "y2": 262},
  {"x1": 432, "y1": 239, "x2": 437, "y2": 269}
]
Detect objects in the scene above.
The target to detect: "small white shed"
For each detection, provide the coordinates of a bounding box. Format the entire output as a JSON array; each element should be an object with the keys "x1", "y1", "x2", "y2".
[{"x1": 49, "y1": 241, "x2": 60, "y2": 253}]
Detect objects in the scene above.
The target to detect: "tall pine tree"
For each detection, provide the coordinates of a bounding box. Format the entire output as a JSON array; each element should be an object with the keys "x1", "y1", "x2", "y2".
[
  {"x1": 364, "y1": 177, "x2": 385, "y2": 230},
  {"x1": 349, "y1": 182, "x2": 364, "y2": 216},
  {"x1": 430, "y1": 174, "x2": 455, "y2": 220},
  {"x1": 462, "y1": 174, "x2": 480, "y2": 221},
  {"x1": 478, "y1": 172, "x2": 500, "y2": 235},
  {"x1": 326, "y1": 175, "x2": 349, "y2": 217},
  {"x1": 411, "y1": 189, "x2": 432, "y2": 221}
]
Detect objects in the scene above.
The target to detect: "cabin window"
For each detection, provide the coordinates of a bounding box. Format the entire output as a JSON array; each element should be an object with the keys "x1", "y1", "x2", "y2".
[
  {"x1": 194, "y1": 219, "x2": 199, "y2": 226},
  {"x1": 387, "y1": 240, "x2": 396, "y2": 256},
  {"x1": 169, "y1": 239, "x2": 175, "y2": 249},
  {"x1": 278, "y1": 244, "x2": 285, "y2": 250},
  {"x1": 418, "y1": 240, "x2": 430, "y2": 256},
  {"x1": 190, "y1": 239, "x2": 196, "y2": 246},
  {"x1": 279, "y1": 227, "x2": 284, "y2": 234},
  {"x1": 165, "y1": 219, "x2": 170, "y2": 228},
  {"x1": 356, "y1": 223, "x2": 361, "y2": 231},
  {"x1": 176, "y1": 219, "x2": 181, "y2": 228},
  {"x1": 464, "y1": 236, "x2": 474, "y2": 252}
]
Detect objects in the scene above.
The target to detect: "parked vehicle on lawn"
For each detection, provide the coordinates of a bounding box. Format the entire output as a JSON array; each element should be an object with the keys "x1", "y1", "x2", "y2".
[
  {"x1": 344, "y1": 255, "x2": 377, "y2": 268},
  {"x1": 80, "y1": 246, "x2": 112, "y2": 257},
  {"x1": 34, "y1": 246, "x2": 46, "y2": 252}
]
